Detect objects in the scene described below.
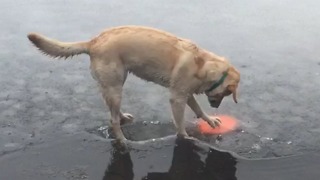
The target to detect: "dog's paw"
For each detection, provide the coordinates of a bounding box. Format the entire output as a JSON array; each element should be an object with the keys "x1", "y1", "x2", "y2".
[
  {"x1": 120, "y1": 113, "x2": 134, "y2": 125},
  {"x1": 206, "y1": 116, "x2": 221, "y2": 128},
  {"x1": 177, "y1": 131, "x2": 189, "y2": 138},
  {"x1": 184, "y1": 136, "x2": 197, "y2": 141}
]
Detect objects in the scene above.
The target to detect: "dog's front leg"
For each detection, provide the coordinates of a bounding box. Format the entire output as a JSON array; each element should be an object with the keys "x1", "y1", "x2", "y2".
[
  {"x1": 187, "y1": 95, "x2": 208, "y2": 118},
  {"x1": 170, "y1": 92, "x2": 189, "y2": 137},
  {"x1": 187, "y1": 95, "x2": 221, "y2": 128}
]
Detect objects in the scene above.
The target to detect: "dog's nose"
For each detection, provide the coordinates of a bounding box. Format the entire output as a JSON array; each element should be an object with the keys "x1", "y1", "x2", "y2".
[
  {"x1": 209, "y1": 100, "x2": 221, "y2": 108},
  {"x1": 208, "y1": 96, "x2": 223, "y2": 108}
]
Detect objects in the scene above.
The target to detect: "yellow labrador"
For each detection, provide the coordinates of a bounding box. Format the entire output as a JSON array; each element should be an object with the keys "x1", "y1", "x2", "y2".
[{"x1": 27, "y1": 26, "x2": 240, "y2": 141}]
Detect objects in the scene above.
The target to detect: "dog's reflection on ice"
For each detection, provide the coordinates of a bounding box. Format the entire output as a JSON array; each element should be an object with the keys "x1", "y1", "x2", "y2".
[{"x1": 103, "y1": 137, "x2": 237, "y2": 180}]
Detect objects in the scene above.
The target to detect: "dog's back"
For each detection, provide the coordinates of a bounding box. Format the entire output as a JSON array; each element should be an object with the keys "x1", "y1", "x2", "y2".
[
  {"x1": 28, "y1": 26, "x2": 200, "y2": 87},
  {"x1": 90, "y1": 26, "x2": 199, "y2": 86}
]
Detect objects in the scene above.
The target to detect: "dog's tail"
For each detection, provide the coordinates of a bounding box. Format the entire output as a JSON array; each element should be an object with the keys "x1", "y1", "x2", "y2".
[{"x1": 27, "y1": 33, "x2": 90, "y2": 59}]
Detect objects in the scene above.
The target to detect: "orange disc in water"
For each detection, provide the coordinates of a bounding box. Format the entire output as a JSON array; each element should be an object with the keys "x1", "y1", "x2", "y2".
[{"x1": 197, "y1": 115, "x2": 238, "y2": 134}]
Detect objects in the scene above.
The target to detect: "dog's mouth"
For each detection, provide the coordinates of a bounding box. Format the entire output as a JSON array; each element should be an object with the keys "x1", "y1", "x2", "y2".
[
  {"x1": 207, "y1": 88, "x2": 234, "y2": 108},
  {"x1": 208, "y1": 97, "x2": 223, "y2": 108}
]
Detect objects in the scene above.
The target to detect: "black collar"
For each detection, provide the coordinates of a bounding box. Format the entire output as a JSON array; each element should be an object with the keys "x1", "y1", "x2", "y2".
[{"x1": 206, "y1": 72, "x2": 228, "y2": 92}]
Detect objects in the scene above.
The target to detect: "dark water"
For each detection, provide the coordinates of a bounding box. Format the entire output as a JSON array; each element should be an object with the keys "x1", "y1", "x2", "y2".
[
  {"x1": 0, "y1": 124, "x2": 319, "y2": 180},
  {"x1": 102, "y1": 136, "x2": 320, "y2": 180},
  {"x1": 104, "y1": 137, "x2": 238, "y2": 180}
]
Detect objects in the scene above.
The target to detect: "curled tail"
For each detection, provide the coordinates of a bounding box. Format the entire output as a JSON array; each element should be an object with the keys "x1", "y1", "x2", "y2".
[{"x1": 27, "y1": 33, "x2": 90, "y2": 58}]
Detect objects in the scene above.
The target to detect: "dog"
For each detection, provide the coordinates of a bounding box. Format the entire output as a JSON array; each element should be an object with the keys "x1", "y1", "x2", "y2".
[{"x1": 27, "y1": 25, "x2": 240, "y2": 141}]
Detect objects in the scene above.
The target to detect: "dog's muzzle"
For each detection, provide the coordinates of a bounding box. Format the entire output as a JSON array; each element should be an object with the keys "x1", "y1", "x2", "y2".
[{"x1": 208, "y1": 97, "x2": 223, "y2": 108}]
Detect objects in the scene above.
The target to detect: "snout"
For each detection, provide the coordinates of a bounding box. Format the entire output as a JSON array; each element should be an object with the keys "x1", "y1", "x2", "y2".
[{"x1": 208, "y1": 96, "x2": 224, "y2": 108}]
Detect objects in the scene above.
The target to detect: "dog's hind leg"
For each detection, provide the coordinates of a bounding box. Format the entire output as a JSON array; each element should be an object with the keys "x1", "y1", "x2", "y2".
[
  {"x1": 120, "y1": 112, "x2": 134, "y2": 125},
  {"x1": 101, "y1": 86, "x2": 126, "y2": 140},
  {"x1": 90, "y1": 59, "x2": 131, "y2": 140}
]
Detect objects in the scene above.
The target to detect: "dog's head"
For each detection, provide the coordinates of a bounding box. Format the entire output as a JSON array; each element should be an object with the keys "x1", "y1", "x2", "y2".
[
  {"x1": 196, "y1": 56, "x2": 240, "y2": 108},
  {"x1": 206, "y1": 66, "x2": 240, "y2": 108}
]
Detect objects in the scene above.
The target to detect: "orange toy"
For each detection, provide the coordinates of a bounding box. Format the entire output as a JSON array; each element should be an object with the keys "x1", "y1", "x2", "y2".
[{"x1": 198, "y1": 115, "x2": 238, "y2": 134}]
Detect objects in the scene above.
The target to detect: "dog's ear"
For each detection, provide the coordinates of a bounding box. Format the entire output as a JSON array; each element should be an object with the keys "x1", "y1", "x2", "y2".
[
  {"x1": 194, "y1": 56, "x2": 205, "y2": 68},
  {"x1": 227, "y1": 85, "x2": 238, "y2": 103}
]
